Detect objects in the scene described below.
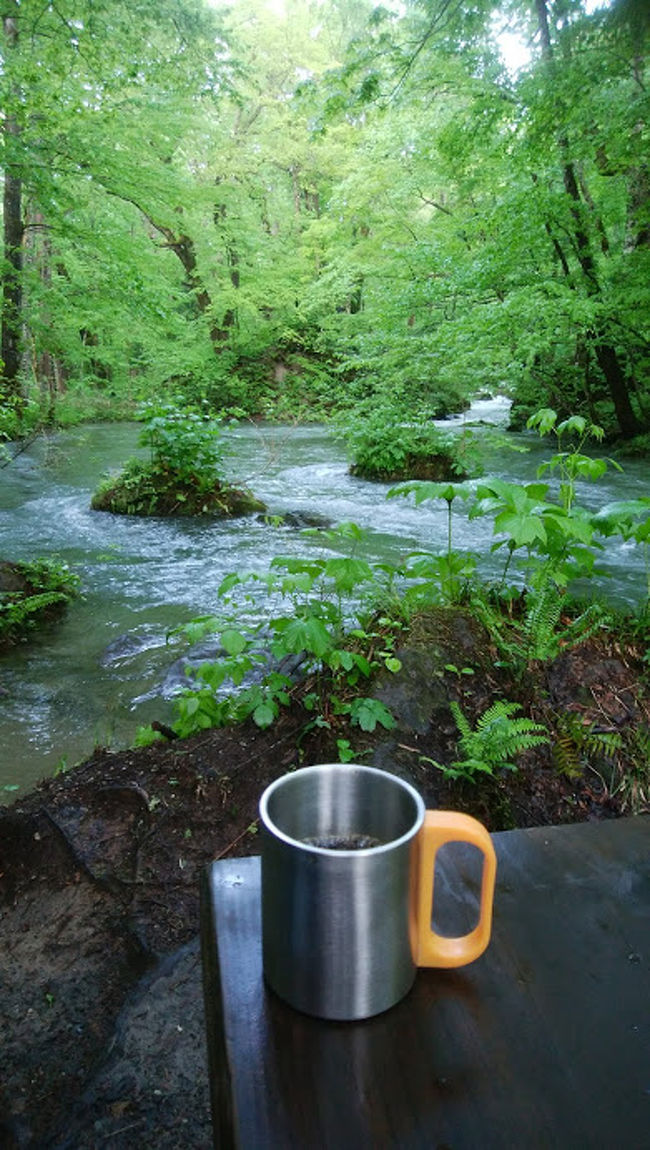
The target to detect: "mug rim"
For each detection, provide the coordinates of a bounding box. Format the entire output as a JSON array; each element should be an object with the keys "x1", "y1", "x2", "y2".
[{"x1": 259, "y1": 763, "x2": 426, "y2": 856}]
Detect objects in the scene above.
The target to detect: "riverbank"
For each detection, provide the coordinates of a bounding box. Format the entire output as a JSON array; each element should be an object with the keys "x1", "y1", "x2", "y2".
[
  {"x1": 1, "y1": 610, "x2": 648, "y2": 1146},
  {"x1": 3, "y1": 409, "x2": 650, "y2": 798}
]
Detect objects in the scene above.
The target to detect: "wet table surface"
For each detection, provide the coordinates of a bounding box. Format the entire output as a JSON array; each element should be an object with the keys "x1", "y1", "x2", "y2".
[{"x1": 200, "y1": 816, "x2": 650, "y2": 1149}]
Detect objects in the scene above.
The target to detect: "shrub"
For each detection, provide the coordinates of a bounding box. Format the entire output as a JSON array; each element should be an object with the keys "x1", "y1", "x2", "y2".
[
  {"x1": 91, "y1": 403, "x2": 265, "y2": 517},
  {"x1": 138, "y1": 403, "x2": 226, "y2": 492},
  {"x1": 346, "y1": 408, "x2": 478, "y2": 482}
]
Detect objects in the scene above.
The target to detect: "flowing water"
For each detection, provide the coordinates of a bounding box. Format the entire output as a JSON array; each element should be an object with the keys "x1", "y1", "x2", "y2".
[{"x1": 1, "y1": 399, "x2": 647, "y2": 798}]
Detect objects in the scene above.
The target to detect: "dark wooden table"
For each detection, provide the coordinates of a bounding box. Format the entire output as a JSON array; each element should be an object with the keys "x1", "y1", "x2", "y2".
[{"x1": 200, "y1": 816, "x2": 650, "y2": 1149}]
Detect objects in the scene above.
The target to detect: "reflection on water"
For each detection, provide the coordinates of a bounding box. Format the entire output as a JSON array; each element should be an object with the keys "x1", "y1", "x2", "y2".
[{"x1": 0, "y1": 400, "x2": 647, "y2": 797}]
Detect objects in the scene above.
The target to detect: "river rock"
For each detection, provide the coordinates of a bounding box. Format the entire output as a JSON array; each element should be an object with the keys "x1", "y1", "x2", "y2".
[{"x1": 0, "y1": 561, "x2": 30, "y2": 593}]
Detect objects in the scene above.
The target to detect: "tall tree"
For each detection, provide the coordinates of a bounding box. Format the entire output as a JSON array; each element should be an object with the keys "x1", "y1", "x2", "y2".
[
  {"x1": 0, "y1": 0, "x2": 233, "y2": 414},
  {"x1": 531, "y1": 0, "x2": 643, "y2": 436},
  {"x1": 1, "y1": 1, "x2": 23, "y2": 406},
  {"x1": 311, "y1": 0, "x2": 649, "y2": 434}
]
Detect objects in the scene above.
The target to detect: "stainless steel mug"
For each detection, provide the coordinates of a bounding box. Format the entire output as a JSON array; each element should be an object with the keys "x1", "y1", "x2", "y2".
[{"x1": 259, "y1": 763, "x2": 497, "y2": 1020}]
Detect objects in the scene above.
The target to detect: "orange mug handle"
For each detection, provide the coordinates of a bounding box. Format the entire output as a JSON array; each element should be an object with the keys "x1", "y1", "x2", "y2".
[{"x1": 414, "y1": 810, "x2": 497, "y2": 968}]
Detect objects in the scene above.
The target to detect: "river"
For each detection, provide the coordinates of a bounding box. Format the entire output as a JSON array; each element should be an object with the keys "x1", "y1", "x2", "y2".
[{"x1": 1, "y1": 399, "x2": 647, "y2": 798}]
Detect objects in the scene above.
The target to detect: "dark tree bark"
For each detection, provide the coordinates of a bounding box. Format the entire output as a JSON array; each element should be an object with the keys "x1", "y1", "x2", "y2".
[
  {"x1": 151, "y1": 224, "x2": 233, "y2": 347},
  {"x1": 214, "y1": 195, "x2": 240, "y2": 336},
  {"x1": 1, "y1": 7, "x2": 24, "y2": 407},
  {"x1": 103, "y1": 184, "x2": 235, "y2": 352},
  {"x1": 627, "y1": 163, "x2": 650, "y2": 250}
]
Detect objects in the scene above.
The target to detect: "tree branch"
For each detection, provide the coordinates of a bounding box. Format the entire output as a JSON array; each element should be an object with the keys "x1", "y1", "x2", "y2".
[{"x1": 417, "y1": 190, "x2": 454, "y2": 216}]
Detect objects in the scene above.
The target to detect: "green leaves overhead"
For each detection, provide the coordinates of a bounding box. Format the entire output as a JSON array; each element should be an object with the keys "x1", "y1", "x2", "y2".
[{"x1": 2, "y1": 0, "x2": 649, "y2": 433}]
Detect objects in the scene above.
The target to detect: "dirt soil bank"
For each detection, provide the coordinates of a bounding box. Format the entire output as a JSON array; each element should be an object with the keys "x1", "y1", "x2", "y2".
[{"x1": 1, "y1": 613, "x2": 648, "y2": 1147}]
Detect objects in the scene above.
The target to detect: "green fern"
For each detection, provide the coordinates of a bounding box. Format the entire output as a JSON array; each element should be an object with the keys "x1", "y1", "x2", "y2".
[
  {"x1": 554, "y1": 716, "x2": 649, "y2": 816},
  {"x1": 467, "y1": 582, "x2": 565, "y2": 671},
  {"x1": 522, "y1": 579, "x2": 563, "y2": 662},
  {"x1": 553, "y1": 713, "x2": 624, "y2": 778},
  {"x1": 472, "y1": 581, "x2": 612, "y2": 678},
  {"x1": 552, "y1": 721, "x2": 583, "y2": 779},
  {"x1": 559, "y1": 606, "x2": 606, "y2": 651},
  {"x1": 0, "y1": 591, "x2": 68, "y2": 628},
  {"x1": 0, "y1": 559, "x2": 79, "y2": 645},
  {"x1": 424, "y1": 700, "x2": 549, "y2": 784}
]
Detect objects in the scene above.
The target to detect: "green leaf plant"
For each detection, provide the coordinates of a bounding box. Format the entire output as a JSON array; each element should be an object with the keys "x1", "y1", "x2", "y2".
[
  {"x1": 138, "y1": 401, "x2": 227, "y2": 492},
  {"x1": 345, "y1": 409, "x2": 477, "y2": 483},
  {"x1": 0, "y1": 559, "x2": 80, "y2": 646},
  {"x1": 90, "y1": 402, "x2": 264, "y2": 517},
  {"x1": 152, "y1": 408, "x2": 649, "y2": 756},
  {"x1": 384, "y1": 408, "x2": 646, "y2": 682},
  {"x1": 554, "y1": 713, "x2": 650, "y2": 817},
  {"x1": 469, "y1": 410, "x2": 621, "y2": 591},
  {"x1": 388, "y1": 481, "x2": 477, "y2": 605},
  {"x1": 167, "y1": 523, "x2": 400, "y2": 742}
]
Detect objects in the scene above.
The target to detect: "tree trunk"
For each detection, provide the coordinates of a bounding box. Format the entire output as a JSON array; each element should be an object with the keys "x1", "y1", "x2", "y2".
[
  {"x1": 593, "y1": 340, "x2": 642, "y2": 438},
  {"x1": 627, "y1": 162, "x2": 650, "y2": 250},
  {"x1": 1, "y1": 8, "x2": 24, "y2": 407},
  {"x1": 102, "y1": 180, "x2": 237, "y2": 356},
  {"x1": 214, "y1": 197, "x2": 240, "y2": 336},
  {"x1": 24, "y1": 209, "x2": 67, "y2": 421},
  {"x1": 534, "y1": 0, "x2": 643, "y2": 437}
]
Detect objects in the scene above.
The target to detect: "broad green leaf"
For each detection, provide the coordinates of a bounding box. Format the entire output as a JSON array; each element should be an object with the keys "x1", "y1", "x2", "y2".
[
  {"x1": 350, "y1": 697, "x2": 396, "y2": 732},
  {"x1": 556, "y1": 416, "x2": 588, "y2": 437},
  {"x1": 330, "y1": 649, "x2": 355, "y2": 671},
  {"x1": 280, "y1": 572, "x2": 314, "y2": 594},
  {"x1": 220, "y1": 628, "x2": 248, "y2": 656},
  {"x1": 253, "y1": 702, "x2": 276, "y2": 728},
  {"x1": 388, "y1": 480, "x2": 471, "y2": 504},
  {"x1": 271, "y1": 556, "x2": 325, "y2": 578},
  {"x1": 272, "y1": 615, "x2": 332, "y2": 658},
  {"x1": 494, "y1": 510, "x2": 547, "y2": 546},
  {"x1": 527, "y1": 409, "x2": 557, "y2": 436},
  {"x1": 593, "y1": 499, "x2": 650, "y2": 537},
  {"x1": 324, "y1": 556, "x2": 374, "y2": 591}
]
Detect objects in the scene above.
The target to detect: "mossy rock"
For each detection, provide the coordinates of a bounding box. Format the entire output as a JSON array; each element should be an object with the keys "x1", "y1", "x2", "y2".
[
  {"x1": 0, "y1": 561, "x2": 30, "y2": 595},
  {"x1": 91, "y1": 461, "x2": 266, "y2": 518},
  {"x1": 350, "y1": 450, "x2": 469, "y2": 484}
]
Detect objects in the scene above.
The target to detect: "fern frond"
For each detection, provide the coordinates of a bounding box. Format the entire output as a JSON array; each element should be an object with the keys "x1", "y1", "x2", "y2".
[
  {"x1": 1, "y1": 591, "x2": 67, "y2": 626},
  {"x1": 553, "y1": 713, "x2": 624, "y2": 776},
  {"x1": 474, "y1": 700, "x2": 522, "y2": 730},
  {"x1": 447, "y1": 699, "x2": 549, "y2": 783},
  {"x1": 587, "y1": 730, "x2": 623, "y2": 757},
  {"x1": 617, "y1": 726, "x2": 650, "y2": 815},
  {"x1": 449, "y1": 700, "x2": 473, "y2": 741},
  {"x1": 448, "y1": 757, "x2": 513, "y2": 780},
  {"x1": 553, "y1": 731, "x2": 583, "y2": 778},
  {"x1": 562, "y1": 602, "x2": 609, "y2": 648},
  {"x1": 523, "y1": 581, "x2": 563, "y2": 661},
  {"x1": 628, "y1": 725, "x2": 650, "y2": 762}
]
